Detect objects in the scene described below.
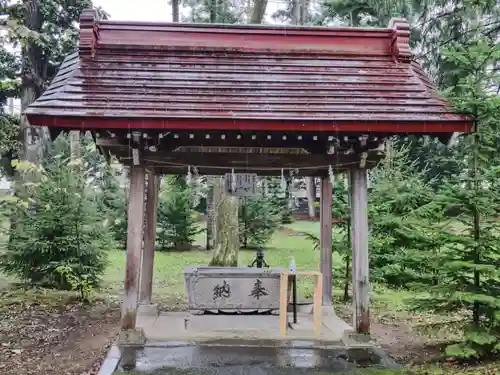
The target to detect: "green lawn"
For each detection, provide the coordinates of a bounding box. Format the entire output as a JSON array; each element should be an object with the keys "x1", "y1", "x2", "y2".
[
  {"x1": 283, "y1": 220, "x2": 345, "y2": 237},
  {"x1": 102, "y1": 221, "x2": 327, "y2": 304},
  {"x1": 101, "y1": 221, "x2": 404, "y2": 310},
  {"x1": 285, "y1": 220, "x2": 323, "y2": 236},
  {"x1": 0, "y1": 218, "x2": 417, "y2": 313}
]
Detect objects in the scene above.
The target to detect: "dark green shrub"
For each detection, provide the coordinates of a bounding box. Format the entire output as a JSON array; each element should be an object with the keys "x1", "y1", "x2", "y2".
[
  {"x1": 157, "y1": 176, "x2": 203, "y2": 251},
  {"x1": 1, "y1": 150, "x2": 111, "y2": 291},
  {"x1": 239, "y1": 196, "x2": 279, "y2": 248}
]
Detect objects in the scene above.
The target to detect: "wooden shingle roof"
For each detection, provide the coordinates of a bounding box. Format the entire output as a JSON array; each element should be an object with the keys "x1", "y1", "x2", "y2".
[{"x1": 26, "y1": 9, "x2": 471, "y2": 136}]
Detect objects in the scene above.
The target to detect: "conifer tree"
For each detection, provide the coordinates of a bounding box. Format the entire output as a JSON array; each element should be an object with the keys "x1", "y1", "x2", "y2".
[
  {"x1": 368, "y1": 145, "x2": 445, "y2": 288},
  {"x1": 98, "y1": 165, "x2": 128, "y2": 248},
  {"x1": 0, "y1": 137, "x2": 111, "y2": 291},
  {"x1": 413, "y1": 38, "x2": 500, "y2": 359},
  {"x1": 239, "y1": 194, "x2": 279, "y2": 248},
  {"x1": 157, "y1": 176, "x2": 202, "y2": 251}
]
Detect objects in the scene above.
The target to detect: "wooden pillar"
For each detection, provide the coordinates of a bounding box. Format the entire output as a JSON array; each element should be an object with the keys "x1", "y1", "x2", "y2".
[
  {"x1": 139, "y1": 173, "x2": 159, "y2": 305},
  {"x1": 349, "y1": 168, "x2": 370, "y2": 334},
  {"x1": 319, "y1": 177, "x2": 333, "y2": 307},
  {"x1": 121, "y1": 166, "x2": 146, "y2": 331}
]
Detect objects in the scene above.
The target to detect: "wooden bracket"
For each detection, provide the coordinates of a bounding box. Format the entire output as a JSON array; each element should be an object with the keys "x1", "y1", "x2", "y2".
[
  {"x1": 388, "y1": 18, "x2": 411, "y2": 63},
  {"x1": 359, "y1": 152, "x2": 368, "y2": 168},
  {"x1": 79, "y1": 9, "x2": 100, "y2": 58}
]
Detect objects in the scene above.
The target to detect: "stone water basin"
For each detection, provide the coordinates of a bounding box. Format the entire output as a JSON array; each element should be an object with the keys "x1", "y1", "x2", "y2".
[{"x1": 184, "y1": 266, "x2": 283, "y2": 313}]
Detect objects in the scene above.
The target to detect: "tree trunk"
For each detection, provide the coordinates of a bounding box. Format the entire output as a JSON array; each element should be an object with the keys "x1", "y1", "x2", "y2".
[
  {"x1": 20, "y1": 0, "x2": 49, "y2": 163},
  {"x1": 206, "y1": 177, "x2": 215, "y2": 250},
  {"x1": 209, "y1": 177, "x2": 239, "y2": 266},
  {"x1": 69, "y1": 131, "x2": 80, "y2": 161},
  {"x1": 286, "y1": 177, "x2": 293, "y2": 209},
  {"x1": 291, "y1": 0, "x2": 300, "y2": 25},
  {"x1": 250, "y1": 0, "x2": 268, "y2": 24},
  {"x1": 172, "y1": 0, "x2": 180, "y2": 22},
  {"x1": 300, "y1": 0, "x2": 310, "y2": 24},
  {"x1": 210, "y1": 0, "x2": 218, "y2": 23},
  {"x1": 343, "y1": 253, "x2": 350, "y2": 302},
  {"x1": 241, "y1": 198, "x2": 248, "y2": 249},
  {"x1": 20, "y1": 85, "x2": 49, "y2": 163},
  {"x1": 306, "y1": 177, "x2": 315, "y2": 219},
  {"x1": 20, "y1": 87, "x2": 40, "y2": 162}
]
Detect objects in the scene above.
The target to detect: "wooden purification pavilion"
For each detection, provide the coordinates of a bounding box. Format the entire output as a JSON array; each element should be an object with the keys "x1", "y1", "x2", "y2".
[{"x1": 25, "y1": 9, "x2": 471, "y2": 342}]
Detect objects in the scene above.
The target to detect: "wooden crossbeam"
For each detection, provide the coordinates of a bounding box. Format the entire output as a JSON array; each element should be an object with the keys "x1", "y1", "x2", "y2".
[{"x1": 95, "y1": 134, "x2": 385, "y2": 175}]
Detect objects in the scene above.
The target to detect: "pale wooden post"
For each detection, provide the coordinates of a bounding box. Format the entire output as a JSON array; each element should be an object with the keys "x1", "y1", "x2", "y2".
[
  {"x1": 139, "y1": 173, "x2": 159, "y2": 313},
  {"x1": 120, "y1": 166, "x2": 146, "y2": 344},
  {"x1": 349, "y1": 168, "x2": 370, "y2": 334},
  {"x1": 348, "y1": 172, "x2": 356, "y2": 327},
  {"x1": 319, "y1": 177, "x2": 333, "y2": 309}
]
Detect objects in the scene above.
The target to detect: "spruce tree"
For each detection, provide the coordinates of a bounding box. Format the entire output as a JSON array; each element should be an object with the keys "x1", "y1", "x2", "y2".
[
  {"x1": 368, "y1": 145, "x2": 444, "y2": 288},
  {"x1": 412, "y1": 38, "x2": 500, "y2": 359},
  {"x1": 0, "y1": 137, "x2": 111, "y2": 291},
  {"x1": 97, "y1": 164, "x2": 128, "y2": 248},
  {"x1": 156, "y1": 176, "x2": 202, "y2": 251},
  {"x1": 239, "y1": 195, "x2": 279, "y2": 248},
  {"x1": 266, "y1": 177, "x2": 293, "y2": 224}
]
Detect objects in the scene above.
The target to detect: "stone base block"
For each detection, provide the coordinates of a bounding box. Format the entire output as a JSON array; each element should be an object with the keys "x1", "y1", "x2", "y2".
[
  {"x1": 120, "y1": 347, "x2": 139, "y2": 371},
  {"x1": 138, "y1": 304, "x2": 159, "y2": 316},
  {"x1": 343, "y1": 332, "x2": 374, "y2": 345},
  {"x1": 119, "y1": 328, "x2": 146, "y2": 346}
]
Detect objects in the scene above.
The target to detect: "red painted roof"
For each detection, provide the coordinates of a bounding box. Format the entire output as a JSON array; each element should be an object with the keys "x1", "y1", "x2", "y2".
[{"x1": 25, "y1": 10, "x2": 471, "y2": 134}]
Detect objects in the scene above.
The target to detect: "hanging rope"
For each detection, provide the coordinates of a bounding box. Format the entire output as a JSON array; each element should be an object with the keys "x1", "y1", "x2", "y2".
[
  {"x1": 140, "y1": 158, "x2": 370, "y2": 171},
  {"x1": 328, "y1": 165, "x2": 334, "y2": 185}
]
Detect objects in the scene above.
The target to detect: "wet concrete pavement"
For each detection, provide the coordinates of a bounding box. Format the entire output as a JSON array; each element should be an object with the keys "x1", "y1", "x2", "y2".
[{"x1": 117, "y1": 342, "x2": 400, "y2": 374}]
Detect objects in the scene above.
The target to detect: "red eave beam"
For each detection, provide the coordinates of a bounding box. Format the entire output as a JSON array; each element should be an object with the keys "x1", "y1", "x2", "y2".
[{"x1": 26, "y1": 114, "x2": 473, "y2": 134}]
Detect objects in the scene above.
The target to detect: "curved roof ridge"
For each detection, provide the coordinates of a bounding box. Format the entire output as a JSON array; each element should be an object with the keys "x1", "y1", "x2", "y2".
[
  {"x1": 79, "y1": 8, "x2": 397, "y2": 58},
  {"x1": 99, "y1": 19, "x2": 392, "y2": 32}
]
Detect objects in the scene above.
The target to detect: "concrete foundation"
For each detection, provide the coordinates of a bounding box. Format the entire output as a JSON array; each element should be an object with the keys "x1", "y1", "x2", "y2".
[
  {"x1": 137, "y1": 303, "x2": 159, "y2": 316},
  {"x1": 113, "y1": 341, "x2": 400, "y2": 374},
  {"x1": 102, "y1": 311, "x2": 396, "y2": 374},
  {"x1": 135, "y1": 311, "x2": 353, "y2": 344}
]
